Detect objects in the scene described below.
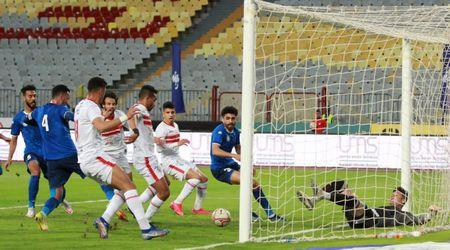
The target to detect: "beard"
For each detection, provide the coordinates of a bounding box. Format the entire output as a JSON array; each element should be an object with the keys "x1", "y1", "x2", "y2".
[{"x1": 26, "y1": 101, "x2": 36, "y2": 109}]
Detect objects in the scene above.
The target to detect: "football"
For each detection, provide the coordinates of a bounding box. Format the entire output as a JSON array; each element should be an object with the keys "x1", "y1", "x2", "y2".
[{"x1": 211, "y1": 208, "x2": 231, "y2": 227}]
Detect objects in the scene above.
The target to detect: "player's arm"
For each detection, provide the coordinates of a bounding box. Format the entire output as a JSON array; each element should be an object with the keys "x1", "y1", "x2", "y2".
[
  {"x1": 154, "y1": 124, "x2": 173, "y2": 150},
  {"x1": 212, "y1": 143, "x2": 240, "y2": 161},
  {"x1": 0, "y1": 133, "x2": 11, "y2": 142},
  {"x1": 410, "y1": 205, "x2": 442, "y2": 225},
  {"x1": 5, "y1": 118, "x2": 20, "y2": 171},
  {"x1": 63, "y1": 111, "x2": 74, "y2": 121},
  {"x1": 5, "y1": 135, "x2": 17, "y2": 171},
  {"x1": 92, "y1": 106, "x2": 139, "y2": 133},
  {"x1": 124, "y1": 110, "x2": 139, "y2": 144},
  {"x1": 235, "y1": 144, "x2": 241, "y2": 155}
]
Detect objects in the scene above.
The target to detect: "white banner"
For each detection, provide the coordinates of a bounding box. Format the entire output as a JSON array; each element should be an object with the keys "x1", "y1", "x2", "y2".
[{"x1": 0, "y1": 129, "x2": 447, "y2": 169}]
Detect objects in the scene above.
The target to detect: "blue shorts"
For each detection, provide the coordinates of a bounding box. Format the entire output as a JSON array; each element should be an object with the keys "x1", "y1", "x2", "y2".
[
  {"x1": 211, "y1": 162, "x2": 241, "y2": 185},
  {"x1": 47, "y1": 154, "x2": 85, "y2": 188},
  {"x1": 24, "y1": 153, "x2": 48, "y2": 179}
]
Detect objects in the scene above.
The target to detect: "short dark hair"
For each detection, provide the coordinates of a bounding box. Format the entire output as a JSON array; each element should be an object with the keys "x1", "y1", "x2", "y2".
[
  {"x1": 52, "y1": 84, "x2": 70, "y2": 98},
  {"x1": 139, "y1": 85, "x2": 158, "y2": 99},
  {"x1": 103, "y1": 91, "x2": 118, "y2": 104},
  {"x1": 21, "y1": 85, "x2": 36, "y2": 95},
  {"x1": 394, "y1": 186, "x2": 409, "y2": 202},
  {"x1": 87, "y1": 77, "x2": 107, "y2": 92},
  {"x1": 221, "y1": 106, "x2": 238, "y2": 117},
  {"x1": 162, "y1": 101, "x2": 175, "y2": 110}
]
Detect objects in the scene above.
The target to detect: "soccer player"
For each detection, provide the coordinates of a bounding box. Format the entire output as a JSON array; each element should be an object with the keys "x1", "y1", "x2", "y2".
[
  {"x1": 5, "y1": 85, "x2": 72, "y2": 217},
  {"x1": 99, "y1": 90, "x2": 140, "y2": 221},
  {"x1": 74, "y1": 77, "x2": 167, "y2": 240},
  {"x1": 153, "y1": 101, "x2": 210, "y2": 216},
  {"x1": 296, "y1": 180, "x2": 442, "y2": 228},
  {"x1": 210, "y1": 106, "x2": 284, "y2": 222},
  {"x1": 127, "y1": 85, "x2": 170, "y2": 222},
  {"x1": 28, "y1": 85, "x2": 85, "y2": 230}
]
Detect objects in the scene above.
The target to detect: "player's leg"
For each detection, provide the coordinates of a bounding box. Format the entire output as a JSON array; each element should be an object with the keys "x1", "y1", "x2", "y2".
[
  {"x1": 25, "y1": 154, "x2": 41, "y2": 217},
  {"x1": 191, "y1": 167, "x2": 211, "y2": 214},
  {"x1": 34, "y1": 159, "x2": 69, "y2": 231},
  {"x1": 100, "y1": 184, "x2": 115, "y2": 200},
  {"x1": 228, "y1": 163, "x2": 283, "y2": 221},
  {"x1": 104, "y1": 164, "x2": 154, "y2": 237},
  {"x1": 35, "y1": 185, "x2": 66, "y2": 231},
  {"x1": 166, "y1": 159, "x2": 200, "y2": 216},
  {"x1": 95, "y1": 155, "x2": 168, "y2": 239},
  {"x1": 145, "y1": 176, "x2": 170, "y2": 220}
]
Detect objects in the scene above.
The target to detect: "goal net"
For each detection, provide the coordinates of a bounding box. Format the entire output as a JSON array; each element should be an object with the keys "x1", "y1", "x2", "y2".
[{"x1": 241, "y1": 0, "x2": 450, "y2": 242}]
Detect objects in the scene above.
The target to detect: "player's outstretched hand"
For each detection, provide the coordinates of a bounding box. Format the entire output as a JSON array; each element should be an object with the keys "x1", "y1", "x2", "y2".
[
  {"x1": 233, "y1": 154, "x2": 241, "y2": 162},
  {"x1": 125, "y1": 134, "x2": 139, "y2": 144},
  {"x1": 4, "y1": 160, "x2": 12, "y2": 171},
  {"x1": 178, "y1": 139, "x2": 190, "y2": 146},
  {"x1": 428, "y1": 205, "x2": 442, "y2": 216},
  {"x1": 154, "y1": 137, "x2": 165, "y2": 145},
  {"x1": 127, "y1": 106, "x2": 140, "y2": 119}
]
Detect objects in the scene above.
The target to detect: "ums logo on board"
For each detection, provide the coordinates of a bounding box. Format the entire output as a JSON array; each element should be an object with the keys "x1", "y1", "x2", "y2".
[{"x1": 371, "y1": 124, "x2": 448, "y2": 136}]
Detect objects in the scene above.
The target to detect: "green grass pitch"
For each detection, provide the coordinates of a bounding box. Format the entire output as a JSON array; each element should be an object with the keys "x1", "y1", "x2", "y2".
[{"x1": 0, "y1": 163, "x2": 448, "y2": 249}]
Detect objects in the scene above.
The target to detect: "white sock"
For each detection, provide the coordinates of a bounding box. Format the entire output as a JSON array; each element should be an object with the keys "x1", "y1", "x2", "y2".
[
  {"x1": 124, "y1": 189, "x2": 150, "y2": 230},
  {"x1": 174, "y1": 179, "x2": 200, "y2": 204},
  {"x1": 145, "y1": 195, "x2": 165, "y2": 220},
  {"x1": 139, "y1": 186, "x2": 157, "y2": 204},
  {"x1": 102, "y1": 190, "x2": 125, "y2": 223},
  {"x1": 194, "y1": 182, "x2": 207, "y2": 210}
]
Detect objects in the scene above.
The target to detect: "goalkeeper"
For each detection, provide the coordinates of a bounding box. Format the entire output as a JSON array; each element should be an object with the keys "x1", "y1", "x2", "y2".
[{"x1": 296, "y1": 180, "x2": 441, "y2": 228}]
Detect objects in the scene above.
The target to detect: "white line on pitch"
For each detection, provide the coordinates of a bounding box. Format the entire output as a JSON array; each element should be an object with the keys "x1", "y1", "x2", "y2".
[
  {"x1": 0, "y1": 197, "x2": 239, "y2": 210},
  {"x1": 0, "y1": 199, "x2": 108, "y2": 210},
  {"x1": 175, "y1": 242, "x2": 238, "y2": 250}
]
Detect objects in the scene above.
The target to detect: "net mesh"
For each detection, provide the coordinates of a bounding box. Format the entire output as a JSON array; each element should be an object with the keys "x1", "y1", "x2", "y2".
[{"x1": 249, "y1": 0, "x2": 450, "y2": 242}]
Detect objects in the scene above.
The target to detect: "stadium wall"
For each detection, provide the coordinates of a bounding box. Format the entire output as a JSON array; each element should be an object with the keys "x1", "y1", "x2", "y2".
[{"x1": 0, "y1": 129, "x2": 445, "y2": 169}]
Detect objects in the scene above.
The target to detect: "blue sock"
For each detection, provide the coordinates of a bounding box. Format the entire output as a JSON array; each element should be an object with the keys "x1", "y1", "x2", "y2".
[
  {"x1": 101, "y1": 185, "x2": 114, "y2": 200},
  {"x1": 252, "y1": 186, "x2": 275, "y2": 218},
  {"x1": 28, "y1": 175, "x2": 40, "y2": 208},
  {"x1": 100, "y1": 217, "x2": 110, "y2": 228},
  {"x1": 41, "y1": 197, "x2": 60, "y2": 216}
]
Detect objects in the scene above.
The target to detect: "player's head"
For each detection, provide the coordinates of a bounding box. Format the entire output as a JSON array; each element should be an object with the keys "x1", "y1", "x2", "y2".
[
  {"x1": 138, "y1": 85, "x2": 158, "y2": 111},
  {"x1": 102, "y1": 91, "x2": 118, "y2": 113},
  {"x1": 21, "y1": 85, "x2": 37, "y2": 109},
  {"x1": 389, "y1": 186, "x2": 408, "y2": 208},
  {"x1": 221, "y1": 106, "x2": 238, "y2": 131},
  {"x1": 162, "y1": 101, "x2": 176, "y2": 123},
  {"x1": 51, "y1": 84, "x2": 71, "y2": 105},
  {"x1": 87, "y1": 77, "x2": 107, "y2": 104}
]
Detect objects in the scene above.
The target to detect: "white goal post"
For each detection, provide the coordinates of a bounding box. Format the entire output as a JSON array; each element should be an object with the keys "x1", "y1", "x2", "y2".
[{"x1": 240, "y1": 0, "x2": 450, "y2": 243}]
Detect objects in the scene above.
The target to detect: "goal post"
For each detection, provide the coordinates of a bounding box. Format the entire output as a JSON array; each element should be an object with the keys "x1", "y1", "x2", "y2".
[
  {"x1": 239, "y1": 0, "x2": 257, "y2": 243},
  {"x1": 240, "y1": 0, "x2": 450, "y2": 242},
  {"x1": 401, "y1": 38, "x2": 412, "y2": 212}
]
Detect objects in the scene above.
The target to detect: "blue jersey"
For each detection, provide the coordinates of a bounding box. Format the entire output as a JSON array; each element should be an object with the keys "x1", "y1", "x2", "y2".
[
  {"x1": 210, "y1": 124, "x2": 240, "y2": 170},
  {"x1": 11, "y1": 110, "x2": 43, "y2": 157},
  {"x1": 31, "y1": 103, "x2": 77, "y2": 160}
]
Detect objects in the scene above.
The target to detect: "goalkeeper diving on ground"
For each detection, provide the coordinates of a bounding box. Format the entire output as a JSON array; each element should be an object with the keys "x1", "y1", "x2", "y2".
[{"x1": 296, "y1": 180, "x2": 442, "y2": 228}]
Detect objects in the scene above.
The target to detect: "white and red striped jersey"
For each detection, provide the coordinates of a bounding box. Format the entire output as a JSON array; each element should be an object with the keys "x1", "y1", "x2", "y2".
[
  {"x1": 74, "y1": 99, "x2": 106, "y2": 163},
  {"x1": 154, "y1": 121, "x2": 180, "y2": 156},
  {"x1": 132, "y1": 103, "x2": 155, "y2": 158},
  {"x1": 100, "y1": 109, "x2": 127, "y2": 155}
]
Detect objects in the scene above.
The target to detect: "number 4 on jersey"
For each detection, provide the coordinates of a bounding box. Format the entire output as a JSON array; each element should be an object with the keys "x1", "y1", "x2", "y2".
[{"x1": 42, "y1": 114, "x2": 49, "y2": 132}]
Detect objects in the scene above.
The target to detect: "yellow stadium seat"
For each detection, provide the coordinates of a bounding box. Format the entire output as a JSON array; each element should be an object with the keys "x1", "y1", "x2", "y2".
[{"x1": 108, "y1": 22, "x2": 118, "y2": 30}]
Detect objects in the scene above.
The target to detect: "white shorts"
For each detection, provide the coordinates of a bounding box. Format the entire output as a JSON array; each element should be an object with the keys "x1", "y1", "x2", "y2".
[
  {"x1": 108, "y1": 153, "x2": 131, "y2": 174},
  {"x1": 161, "y1": 155, "x2": 196, "y2": 181},
  {"x1": 80, "y1": 154, "x2": 116, "y2": 185},
  {"x1": 133, "y1": 155, "x2": 164, "y2": 185}
]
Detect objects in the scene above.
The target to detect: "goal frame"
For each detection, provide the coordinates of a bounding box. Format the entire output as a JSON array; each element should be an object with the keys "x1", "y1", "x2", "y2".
[{"x1": 239, "y1": 0, "x2": 413, "y2": 242}]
